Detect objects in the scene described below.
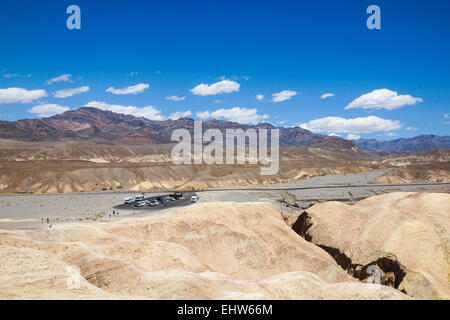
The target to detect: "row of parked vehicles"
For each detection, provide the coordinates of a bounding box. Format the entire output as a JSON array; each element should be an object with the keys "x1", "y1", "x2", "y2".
[{"x1": 123, "y1": 192, "x2": 197, "y2": 208}]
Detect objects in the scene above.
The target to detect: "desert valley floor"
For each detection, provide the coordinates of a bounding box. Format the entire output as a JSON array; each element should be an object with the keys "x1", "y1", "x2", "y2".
[{"x1": 0, "y1": 170, "x2": 449, "y2": 300}]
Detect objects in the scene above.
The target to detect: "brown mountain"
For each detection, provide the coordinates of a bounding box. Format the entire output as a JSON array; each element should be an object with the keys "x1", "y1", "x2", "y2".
[
  {"x1": 355, "y1": 135, "x2": 450, "y2": 153},
  {"x1": 0, "y1": 107, "x2": 359, "y2": 151}
]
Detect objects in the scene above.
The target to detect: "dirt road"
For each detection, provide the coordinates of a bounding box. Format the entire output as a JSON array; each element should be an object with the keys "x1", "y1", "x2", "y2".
[{"x1": 0, "y1": 170, "x2": 449, "y2": 230}]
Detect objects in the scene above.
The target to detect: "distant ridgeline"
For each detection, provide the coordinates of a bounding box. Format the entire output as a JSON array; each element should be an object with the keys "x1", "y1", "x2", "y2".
[
  {"x1": 0, "y1": 107, "x2": 447, "y2": 153},
  {"x1": 355, "y1": 135, "x2": 450, "y2": 153}
]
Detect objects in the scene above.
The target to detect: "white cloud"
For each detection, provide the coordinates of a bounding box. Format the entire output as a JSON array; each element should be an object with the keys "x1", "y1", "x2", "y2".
[
  {"x1": 214, "y1": 99, "x2": 224, "y2": 104},
  {"x1": 0, "y1": 87, "x2": 47, "y2": 104},
  {"x1": 84, "y1": 101, "x2": 164, "y2": 120},
  {"x1": 128, "y1": 72, "x2": 138, "y2": 77},
  {"x1": 321, "y1": 93, "x2": 334, "y2": 99},
  {"x1": 169, "y1": 110, "x2": 192, "y2": 120},
  {"x1": 46, "y1": 74, "x2": 72, "y2": 85},
  {"x1": 210, "y1": 107, "x2": 269, "y2": 124},
  {"x1": 190, "y1": 80, "x2": 240, "y2": 96},
  {"x1": 328, "y1": 133, "x2": 341, "y2": 137},
  {"x1": 406, "y1": 126, "x2": 417, "y2": 131},
  {"x1": 106, "y1": 83, "x2": 149, "y2": 95},
  {"x1": 444, "y1": 113, "x2": 449, "y2": 119},
  {"x1": 345, "y1": 89, "x2": 423, "y2": 110},
  {"x1": 387, "y1": 132, "x2": 397, "y2": 137},
  {"x1": 166, "y1": 95, "x2": 186, "y2": 101},
  {"x1": 3, "y1": 73, "x2": 20, "y2": 78},
  {"x1": 276, "y1": 120, "x2": 286, "y2": 125},
  {"x1": 4, "y1": 73, "x2": 31, "y2": 79},
  {"x1": 346, "y1": 134, "x2": 361, "y2": 140},
  {"x1": 196, "y1": 110, "x2": 211, "y2": 120},
  {"x1": 299, "y1": 115, "x2": 402, "y2": 134},
  {"x1": 53, "y1": 86, "x2": 90, "y2": 98},
  {"x1": 272, "y1": 90, "x2": 298, "y2": 103},
  {"x1": 28, "y1": 104, "x2": 70, "y2": 117},
  {"x1": 256, "y1": 94, "x2": 264, "y2": 101}
]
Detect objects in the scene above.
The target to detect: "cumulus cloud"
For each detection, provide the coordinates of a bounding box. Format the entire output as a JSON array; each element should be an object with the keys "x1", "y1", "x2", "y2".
[
  {"x1": 46, "y1": 74, "x2": 72, "y2": 85},
  {"x1": 299, "y1": 115, "x2": 402, "y2": 134},
  {"x1": 190, "y1": 80, "x2": 240, "y2": 96},
  {"x1": 345, "y1": 89, "x2": 423, "y2": 110},
  {"x1": 166, "y1": 95, "x2": 186, "y2": 101},
  {"x1": 321, "y1": 93, "x2": 334, "y2": 99},
  {"x1": 346, "y1": 134, "x2": 361, "y2": 140},
  {"x1": 84, "y1": 101, "x2": 164, "y2": 120},
  {"x1": 53, "y1": 86, "x2": 90, "y2": 98},
  {"x1": 210, "y1": 107, "x2": 269, "y2": 124},
  {"x1": 169, "y1": 110, "x2": 192, "y2": 120},
  {"x1": 214, "y1": 99, "x2": 223, "y2": 104},
  {"x1": 406, "y1": 126, "x2": 417, "y2": 131},
  {"x1": 387, "y1": 132, "x2": 397, "y2": 137},
  {"x1": 0, "y1": 87, "x2": 47, "y2": 104},
  {"x1": 3, "y1": 73, "x2": 20, "y2": 78},
  {"x1": 195, "y1": 108, "x2": 268, "y2": 124},
  {"x1": 28, "y1": 104, "x2": 70, "y2": 117},
  {"x1": 196, "y1": 110, "x2": 211, "y2": 120},
  {"x1": 272, "y1": 90, "x2": 298, "y2": 103},
  {"x1": 3, "y1": 73, "x2": 32, "y2": 79},
  {"x1": 106, "y1": 83, "x2": 149, "y2": 95},
  {"x1": 256, "y1": 94, "x2": 264, "y2": 101}
]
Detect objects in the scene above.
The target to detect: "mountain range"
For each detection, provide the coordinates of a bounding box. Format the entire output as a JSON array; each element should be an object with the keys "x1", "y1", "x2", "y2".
[
  {"x1": 0, "y1": 107, "x2": 356, "y2": 152},
  {"x1": 355, "y1": 135, "x2": 450, "y2": 153},
  {"x1": 0, "y1": 107, "x2": 448, "y2": 154}
]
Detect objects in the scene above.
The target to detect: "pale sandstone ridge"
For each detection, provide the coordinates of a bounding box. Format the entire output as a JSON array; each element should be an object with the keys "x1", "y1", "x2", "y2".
[
  {"x1": 304, "y1": 192, "x2": 450, "y2": 299},
  {"x1": 0, "y1": 202, "x2": 408, "y2": 299},
  {"x1": 375, "y1": 167, "x2": 450, "y2": 184}
]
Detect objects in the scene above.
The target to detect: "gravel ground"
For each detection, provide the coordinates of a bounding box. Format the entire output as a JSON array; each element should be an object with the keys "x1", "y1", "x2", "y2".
[{"x1": 1, "y1": 170, "x2": 449, "y2": 230}]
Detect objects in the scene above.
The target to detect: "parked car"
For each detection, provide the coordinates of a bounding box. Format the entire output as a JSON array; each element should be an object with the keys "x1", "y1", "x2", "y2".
[
  {"x1": 135, "y1": 195, "x2": 145, "y2": 201},
  {"x1": 190, "y1": 195, "x2": 198, "y2": 203},
  {"x1": 124, "y1": 197, "x2": 133, "y2": 204},
  {"x1": 134, "y1": 201, "x2": 146, "y2": 207}
]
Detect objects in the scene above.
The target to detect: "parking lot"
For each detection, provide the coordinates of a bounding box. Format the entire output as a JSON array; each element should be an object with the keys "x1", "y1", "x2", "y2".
[{"x1": 113, "y1": 192, "x2": 197, "y2": 211}]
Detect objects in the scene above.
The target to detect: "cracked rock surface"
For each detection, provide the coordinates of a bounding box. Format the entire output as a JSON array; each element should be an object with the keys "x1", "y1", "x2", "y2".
[
  {"x1": 0, "y1": 202, "x2": 409, "y2": 299},
  {"x1": 299, "y1": 192, "x2": 450, "y2": 299}
]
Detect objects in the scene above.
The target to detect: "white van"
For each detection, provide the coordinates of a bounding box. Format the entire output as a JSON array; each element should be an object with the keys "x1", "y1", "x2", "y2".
[
  {"x1": 124, "y1": 197, "x2": 133, "y2": 204},
  {"x1": 190, "y1": 195, "x2": 198, "y2": 203}
]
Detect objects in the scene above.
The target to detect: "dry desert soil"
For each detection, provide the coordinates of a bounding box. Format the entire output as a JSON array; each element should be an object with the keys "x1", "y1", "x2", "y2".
[{"x1": 0, "y1": 142, "x2": 449, "y2": 300}]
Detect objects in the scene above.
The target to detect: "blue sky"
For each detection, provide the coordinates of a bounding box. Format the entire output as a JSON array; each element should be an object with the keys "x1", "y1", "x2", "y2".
[{"x1": 0, "y1": 0, "x2": 449, "y2": 140}]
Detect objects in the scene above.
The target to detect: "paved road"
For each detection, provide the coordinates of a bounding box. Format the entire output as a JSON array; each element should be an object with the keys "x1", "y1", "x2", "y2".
[
  {"x1": 0, "y1": 180, "x2": 448, "y2": 230},
  {"x1": 3, "y1": 182, "x2": 449, "y2": 197},
  {"x1": 196, "y1": 182, "x2": 450, "y2": 192}
]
